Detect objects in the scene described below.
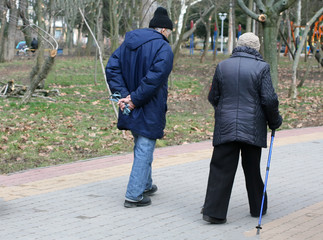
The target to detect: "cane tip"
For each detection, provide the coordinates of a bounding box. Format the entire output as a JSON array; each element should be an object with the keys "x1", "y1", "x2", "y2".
[{"x1": 244, "y1": 228, "x2": 260, "y2": 237}]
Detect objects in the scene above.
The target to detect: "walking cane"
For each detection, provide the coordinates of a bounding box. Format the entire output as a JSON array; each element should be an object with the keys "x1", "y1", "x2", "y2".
[{"x1": 256, "y1": 130, "x2": 275, "y2": 235}]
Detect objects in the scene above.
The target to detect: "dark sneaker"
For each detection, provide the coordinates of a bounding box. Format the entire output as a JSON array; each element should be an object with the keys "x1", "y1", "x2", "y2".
[
  {"x1": 144, "y1": 184, "x2": 158, "y2": 196},
  {"x1": 124, "y1": 195, "x2": 151, "y2": 208},
  {"x1": 203, "y1": 215, "x2": 227, "y2": 224}
]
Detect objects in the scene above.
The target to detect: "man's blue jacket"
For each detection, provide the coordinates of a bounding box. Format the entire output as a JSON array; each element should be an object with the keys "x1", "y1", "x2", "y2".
[{"x1": 106, "y1": 28, "x2": 174, "y2": 139}]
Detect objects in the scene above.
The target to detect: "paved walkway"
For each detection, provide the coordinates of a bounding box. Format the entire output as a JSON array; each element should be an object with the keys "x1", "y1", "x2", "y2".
[{"x1": 1, "y1": 126, "x2": 323, "y2": 240}]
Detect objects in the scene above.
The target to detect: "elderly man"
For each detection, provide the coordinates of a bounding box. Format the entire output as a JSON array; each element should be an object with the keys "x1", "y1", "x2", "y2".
[{"x1": 106, "y1": 7, "x2": 173, "y2": 208}]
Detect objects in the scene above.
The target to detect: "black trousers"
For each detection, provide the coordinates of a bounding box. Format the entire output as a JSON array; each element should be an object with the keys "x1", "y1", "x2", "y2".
[{"x1": 203, "y1": 141, "x2": 267, "y2": 219}]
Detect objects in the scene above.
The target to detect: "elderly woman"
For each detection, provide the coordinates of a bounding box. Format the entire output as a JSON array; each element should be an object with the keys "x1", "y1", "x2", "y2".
[{"x1": 202, "y1": 32, "x2": 283, "y2": 224}]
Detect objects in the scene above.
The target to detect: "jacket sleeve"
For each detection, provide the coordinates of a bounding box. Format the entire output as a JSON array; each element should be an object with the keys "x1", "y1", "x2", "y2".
[
  {"x1": 208, "y1": 66, "x2": 220, "y2": 108},
  {"x1": 260, "y1": 65, "x2": 283, "y2": 130},
  {"x1": 130, "y1": 47, "x2": 174, "y2": 107},
  {"x1": 105, "y1": 47, "x2": 130, "y2": 98}
]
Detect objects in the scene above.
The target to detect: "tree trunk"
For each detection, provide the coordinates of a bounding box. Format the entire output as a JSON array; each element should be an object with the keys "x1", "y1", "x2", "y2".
[
  {"x1": 22, "y1": 55, "x2": 56, "y2": 104},
  {"x1": 140, "y1": 0, "x2": 156, "y2": 28},
  {"x1": 109, "y1": 0, "x2": 120, "y2": 53},
  {"x1": 96, "y1": 0, "x2": 104, "y2": 58},
  {"x1": 172, "y1": 10, "x2": 189, "y2": 67},
  {"x1": 85, "y1": 9, "x2": 95, "y2": 55},
  {"x1": 77, "y1": 7, "x2": 84, "y2": 47},
  {"x1": 228, "y1": 1, "x2": 233, "y2": 54},
  {"x1": 48, "y1": 0, "x2": 55, "y2": 37},
  {"x1": 36, "y1": 0, "x2": 45, "y2": 89},
  {"x1": 5, "y1": 0, "x2": 18, "y2": 61},
  {"x1": 19, "y1": 0, "x2": 32, "y2": 46},
  {"x1": 0, "y1": 3, "x2": 8, "y2": 62},
  {"x1": 232, "y1": 0, "x2": 237, "y2": 49},
  {"x1": 263, "y1": 22, "x2": 279, "y2": 88},
  {"x1": 246, "y1": 0, "x2": 253, "y2": 32},
  {"x1": 66, "y1": 21, "x2": 74, "y2": 50},
  {"x1": 294, "y1": 0, "x2": 301, "y2": 38},
  {"x1": 213, "y1": 9, "x2": 218, "y2": 62},
  {"x1": 200, "y1": 16, "x2": 211, "y2": 63}
]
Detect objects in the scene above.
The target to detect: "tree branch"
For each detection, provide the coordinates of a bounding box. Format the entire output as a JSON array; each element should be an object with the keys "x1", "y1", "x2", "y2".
[
  {"x1": 181, "y1": 5, "x2": 215, "y2": 40},
  {"x1": 267, "y1": 0, "x2": 275, "y2": 7},
  {"x1": 255, "y1": 0, "x2": 266, "y2": 13},
  {"x1": 279, "y1": 27, "x2": 294, "y2": 59},
  {"x1": 273, "y1": 0, "x2": 297, "y2": 14},
  {"x1": 237, "y1": 0, "x2": 262, "y2": 21}
]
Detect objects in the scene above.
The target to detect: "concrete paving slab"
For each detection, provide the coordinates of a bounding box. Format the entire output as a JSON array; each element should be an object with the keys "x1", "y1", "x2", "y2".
[{"x1": 0, "y1": 126, "x2": 322, "y2": 240}]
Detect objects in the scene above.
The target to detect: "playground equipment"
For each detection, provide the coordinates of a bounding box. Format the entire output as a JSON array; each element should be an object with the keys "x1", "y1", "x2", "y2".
[
  {"x1": 311, "y1": 15, "x2": 323, "y2": 45},
  {"x1": 289, "y1": 14, "x2": 323, "y2": 56}
]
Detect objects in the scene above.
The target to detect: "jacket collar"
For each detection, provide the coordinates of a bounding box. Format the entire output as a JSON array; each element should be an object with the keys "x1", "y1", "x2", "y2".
[{"x1": 231, "y1": 46, "x2": 264, "y2": 61}]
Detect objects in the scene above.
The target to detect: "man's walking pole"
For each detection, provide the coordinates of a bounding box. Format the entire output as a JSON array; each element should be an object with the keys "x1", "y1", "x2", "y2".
[{"x1": 256, "y1": 130, "x2": 275, "y2": 235}]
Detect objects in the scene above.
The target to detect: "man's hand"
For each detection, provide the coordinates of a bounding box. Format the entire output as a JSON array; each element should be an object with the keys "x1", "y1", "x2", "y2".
[{"x1": 118, "y1": 95, "x2": 135, "y2": 111}]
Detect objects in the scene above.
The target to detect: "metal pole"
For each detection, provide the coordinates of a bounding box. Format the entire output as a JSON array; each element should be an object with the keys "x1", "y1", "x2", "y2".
[
  {"x1": 221, "y1": 18, "x2": 224, "y2": 52},
  {"x1": 219, "y1": 13, "x2": 227, "y2": 53}
]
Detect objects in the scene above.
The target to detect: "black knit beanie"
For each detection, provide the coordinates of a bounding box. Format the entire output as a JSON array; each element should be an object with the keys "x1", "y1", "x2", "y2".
[{"x1": 149, "y1": 7, "x2": 173, "y2": 30}]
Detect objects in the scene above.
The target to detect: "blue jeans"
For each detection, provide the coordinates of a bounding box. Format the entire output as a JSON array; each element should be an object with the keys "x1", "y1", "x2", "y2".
[{"x1": 125, "y1": 132, "x2": 156, "y2": 201}]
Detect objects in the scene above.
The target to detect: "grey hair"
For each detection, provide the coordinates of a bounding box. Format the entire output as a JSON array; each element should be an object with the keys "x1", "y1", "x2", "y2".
[{"x1": 154, "y1": 28, "x2": 172, "y2": 35}]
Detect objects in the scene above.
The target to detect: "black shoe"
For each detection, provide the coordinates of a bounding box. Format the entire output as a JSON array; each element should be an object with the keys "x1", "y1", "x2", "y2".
[
  {"x1": 200, "y1": 207, "x2": 204, "y2": 214},
  {"x1": 251, "y1": 210, "x2": 267, "y2": 218},
  {"x1": 144, "y1": 184, "x2": 158, "y2": 196},
  {"x1": 124, "y1": 195, "x2": 151, "y2": 208},
  {"x1": 203, "y1": 215, "x2": 227, "y2": 224}
]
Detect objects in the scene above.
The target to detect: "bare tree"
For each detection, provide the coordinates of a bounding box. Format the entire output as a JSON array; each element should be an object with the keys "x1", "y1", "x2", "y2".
[
  {"x1": 21, "y1": 0, "x2": 58, "y2": 103},
  {"x1": 200, "y1": 16, "x2": 210, "y2": 63},
  {"x1": 200, "y1": 8, "x2": 216, "y2": 63},
  {"x1": 0, "y1": 0, "x2": 8, "y2": 62},
  {"x1": 4, "y1": 0, "x2": 19, "y2": 61},
  {"x1": 172, "y1": 1, "x2": 215, "y2": 66}
]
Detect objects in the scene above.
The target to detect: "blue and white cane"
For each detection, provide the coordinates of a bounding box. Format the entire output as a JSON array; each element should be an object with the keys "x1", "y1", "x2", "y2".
[{"x1": 256, "y1": 130, "x2": 275, "y2": 235}]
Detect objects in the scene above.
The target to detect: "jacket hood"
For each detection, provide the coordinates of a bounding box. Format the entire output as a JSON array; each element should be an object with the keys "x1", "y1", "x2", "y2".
[
  {"x1": 124, "y1": 28, "x2": 169, "y2": 50},
  {"x1": 232, "y1": 46, "x2": 264, "y2": 60}
]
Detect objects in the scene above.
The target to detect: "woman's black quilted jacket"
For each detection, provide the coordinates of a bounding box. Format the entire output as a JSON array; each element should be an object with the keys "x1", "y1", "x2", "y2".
[{"x1": 208, "y1": 46, "x2": 282, "y2": 148}]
